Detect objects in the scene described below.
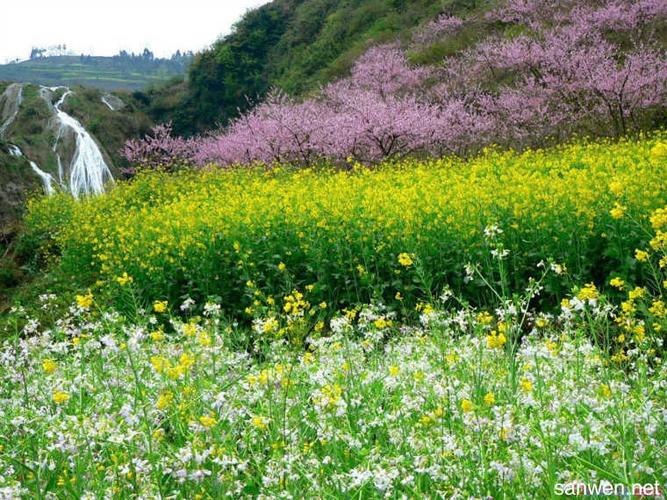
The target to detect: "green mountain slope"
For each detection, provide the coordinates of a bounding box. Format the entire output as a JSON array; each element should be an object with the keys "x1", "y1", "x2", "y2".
[
  {"x1": 142, "y1": 0, "x2": 485, "y2": 135},
  {"x1": 0, "y1": 82, "x2": 153, "y2": 230},
  {"x1": 0, "y1": 53, "x2": 192, "y2": 91}
]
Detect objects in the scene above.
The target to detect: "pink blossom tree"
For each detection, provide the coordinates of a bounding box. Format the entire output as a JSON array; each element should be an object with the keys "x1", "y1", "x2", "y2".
[
  {"x1": 125, "y1": 0, "x2": 667, "y2": 168},
  {"x1": 122, "y1": 123, "x2": 199, "y2": 171}
]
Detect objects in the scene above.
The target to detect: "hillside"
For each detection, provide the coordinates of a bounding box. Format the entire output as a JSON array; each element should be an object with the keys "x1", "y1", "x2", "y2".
[
  {"x1": 144, "y1": 0, "x2": 481, "y2": 135},
  {"x1": 0, "y1": 82, "x2": 153, "y2": 230},
  {"x1": 0, "y1": 52, "x2": 192, "y2": 91}
]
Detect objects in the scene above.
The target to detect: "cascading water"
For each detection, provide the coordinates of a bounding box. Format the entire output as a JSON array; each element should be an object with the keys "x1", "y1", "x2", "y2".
[
  {"x1": 1, "y1": 84, "x2": 54, "y2": 195},
  {"x1": 2, "y1": 84, "x2": 113, "y2": 197},
  {"x1": 49, "y1": 88, "x2": 114, "y2": 197},
  {"x1": 7, "y1": 143, "x2": 55, "y2": 195},
  {"x1": 29, "y1": 159, "x2": 55, "y2": 195}
]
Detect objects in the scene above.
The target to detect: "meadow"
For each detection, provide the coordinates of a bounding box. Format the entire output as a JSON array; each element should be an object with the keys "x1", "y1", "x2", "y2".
[
  {"x1": 1, "y1": 196, "x2": 666, "y2": 496},
  {"x1": 2, "y1": 135, "x2": 667, "y2": 497}
]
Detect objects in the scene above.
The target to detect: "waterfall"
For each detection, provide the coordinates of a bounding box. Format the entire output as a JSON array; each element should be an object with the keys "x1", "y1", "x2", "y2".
[
  {"x1": 7, "y1": 143, "x2": 54, "y2": 195},
  {"x1": 29, "y1": 159, "x2": 55, "y2": 195},
  {"x1": 2, "y1": 84, "x2": 53, "y2": 194},
  {"x1": 3, "y1": 84, "x2": 114, "y2": 197},
  {"x1": 49, "y1": 87, "x2": 114, "y2": 197}
]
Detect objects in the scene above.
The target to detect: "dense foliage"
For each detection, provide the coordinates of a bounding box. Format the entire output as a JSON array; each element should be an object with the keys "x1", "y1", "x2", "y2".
[{"x1": 23, "y1": 136, "x2": 667, "y2": 321}]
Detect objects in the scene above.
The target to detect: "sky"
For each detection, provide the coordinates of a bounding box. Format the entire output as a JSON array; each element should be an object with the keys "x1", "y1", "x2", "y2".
[{"x1": 1, "y1": 1, "x2": 271, "y2": 63}]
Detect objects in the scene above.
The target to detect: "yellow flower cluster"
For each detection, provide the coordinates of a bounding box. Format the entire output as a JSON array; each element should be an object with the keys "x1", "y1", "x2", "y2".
[
  {"x1": 24, "y1": 136, "x2": 667, "y2": 315},
  {"x1": 150, "y1": 353, "x2": 195, "y2": 380}
]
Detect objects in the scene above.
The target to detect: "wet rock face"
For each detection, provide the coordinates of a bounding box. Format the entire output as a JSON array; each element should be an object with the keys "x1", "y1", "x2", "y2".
[
  {"x1": 0, "y1": 81, "x2": 151, "y2": 231},
  {"x1": 0, "y1": 84, "x2": 23, "y2": 137},
  {"x1": 101, "y1": 94, "x2": 126, "y2": 111}
]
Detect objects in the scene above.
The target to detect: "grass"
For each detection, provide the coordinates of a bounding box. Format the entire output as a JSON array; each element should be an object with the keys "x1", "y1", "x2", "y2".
[{"x1": 0, "y1": 56, "x2": 188, "y2": 92}]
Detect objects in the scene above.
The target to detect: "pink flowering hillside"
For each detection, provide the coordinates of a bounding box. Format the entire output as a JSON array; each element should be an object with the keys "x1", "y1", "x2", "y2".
[{"x1": 125, "y1": 0, "x2": 667, "y2": 168}]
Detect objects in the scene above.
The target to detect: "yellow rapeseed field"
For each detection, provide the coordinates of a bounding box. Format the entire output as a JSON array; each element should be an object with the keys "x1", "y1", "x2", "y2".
[{"x1": 24, "y1": 135, "x2": 667, "y2": 316}]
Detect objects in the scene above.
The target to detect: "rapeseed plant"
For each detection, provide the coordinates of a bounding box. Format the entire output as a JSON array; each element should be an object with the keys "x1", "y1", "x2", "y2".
[
  {"x1": 2, "y1": 205, "x2": 666, "y2": 497},
  {"x1": 21, "y1": 136, "x2": 667, "y2": 322}
]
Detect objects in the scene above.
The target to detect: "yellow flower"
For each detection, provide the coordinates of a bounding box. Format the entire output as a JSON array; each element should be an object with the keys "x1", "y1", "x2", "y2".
[
  {"x1": 398, "y1": 252, "x2": 414, "y2": 267},
  {"x1": 53, "y1": 390, "x2": 70, "y2": 405},
  {"x1": 199, "y1": 415, "x2": 217, "y2": 428},
  {"x1": 649, "y1": 142, "x2": 667, "y2": 164},
  {"x1": 153, "y1": 300, "x2": 168, "y2": 313},
  {"x1": 610, "y1": 203, "x2": 626, "y2": 219},
  {"x1": 460, "y1": 399, "x2": 475, "y2": 413},
  {"x1": 577, "y1": 283, "x2": 599, "y2": 301},
  {"x1": 650, "y1": 206, "x2": 667, "y2": 230},
  {"x1": 520, "y1": 377, "x2": 533, "y2": 392},
  {"x1": 76, "y1": 292, "x2": 94, "y2": 310},
  {"x1": 634, "y1": 249, "x2": 649, "y2": 262},
  {"x1": 42, "y1": 359, "x2": 57, "y2": 374},
  {"x1": 179, "y1": 353, "x2": 195, "y2": 370},
  {"x1": 183, "y1": 322, "x2": 198, "y2": 337},
  {"x1": 251, "y1": 415, "x2": 270, "y2": 431},
  {"x1": 151, "y1": 329, "x2": 165, "y2": 342},
  {"x1": 374, "y1": 317, "x2": 391, "y2": 329},
  {"x1": 419, "y1": 414, "x2": 434, "y2": 426},
  {"x1": 649, "y1": 300, "x2": 665, "y2": 318},
  {"x1": 599, "y1": 384, "x2": 612, "y2": 398},
  {"x1": 197, "y1": 331, "x2": 212, "y2": 347},
  {"x1": 477, "y1": 311, "x2": 494, "y2": 326},
  {"x1": 388, "y1": 365, "x2": 400, "y2": 377},
  {"x1": 486, "y1": 331, "x2": 507, "y2": 349},
  {"x1": 150, "y1": 356, "x2": 169, "y2": 373},
  {"x1": 395, "y1": 291, "x2": 403, "y2": 301},
  {"x1": 608, "y1": 179, "x2": 624, "y2": 196},
  {"x1": 116, "y1": 272, "x2": 133, "y2": 286},
  {"x1": 278, "y1": 262, "x2": 286, "y2": 272},
  {"x1": 156, "y1": 391, "x2": 174, "y2": 410},
  {"x1": 483, "y1": 392, "x2": 495, "y2": 406},
  {"x1": 262, "y1": 317, "x2": 279, "y2": 334},
  {"x1": 609, "y1": 277, "x2": 625, "y2": 290},
  {"x1": 545, "y1": 339, "x2": 558, "y2": 353},
  {"x1": 621, "y1": 300, "x2": 636, "y2": 314}
]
